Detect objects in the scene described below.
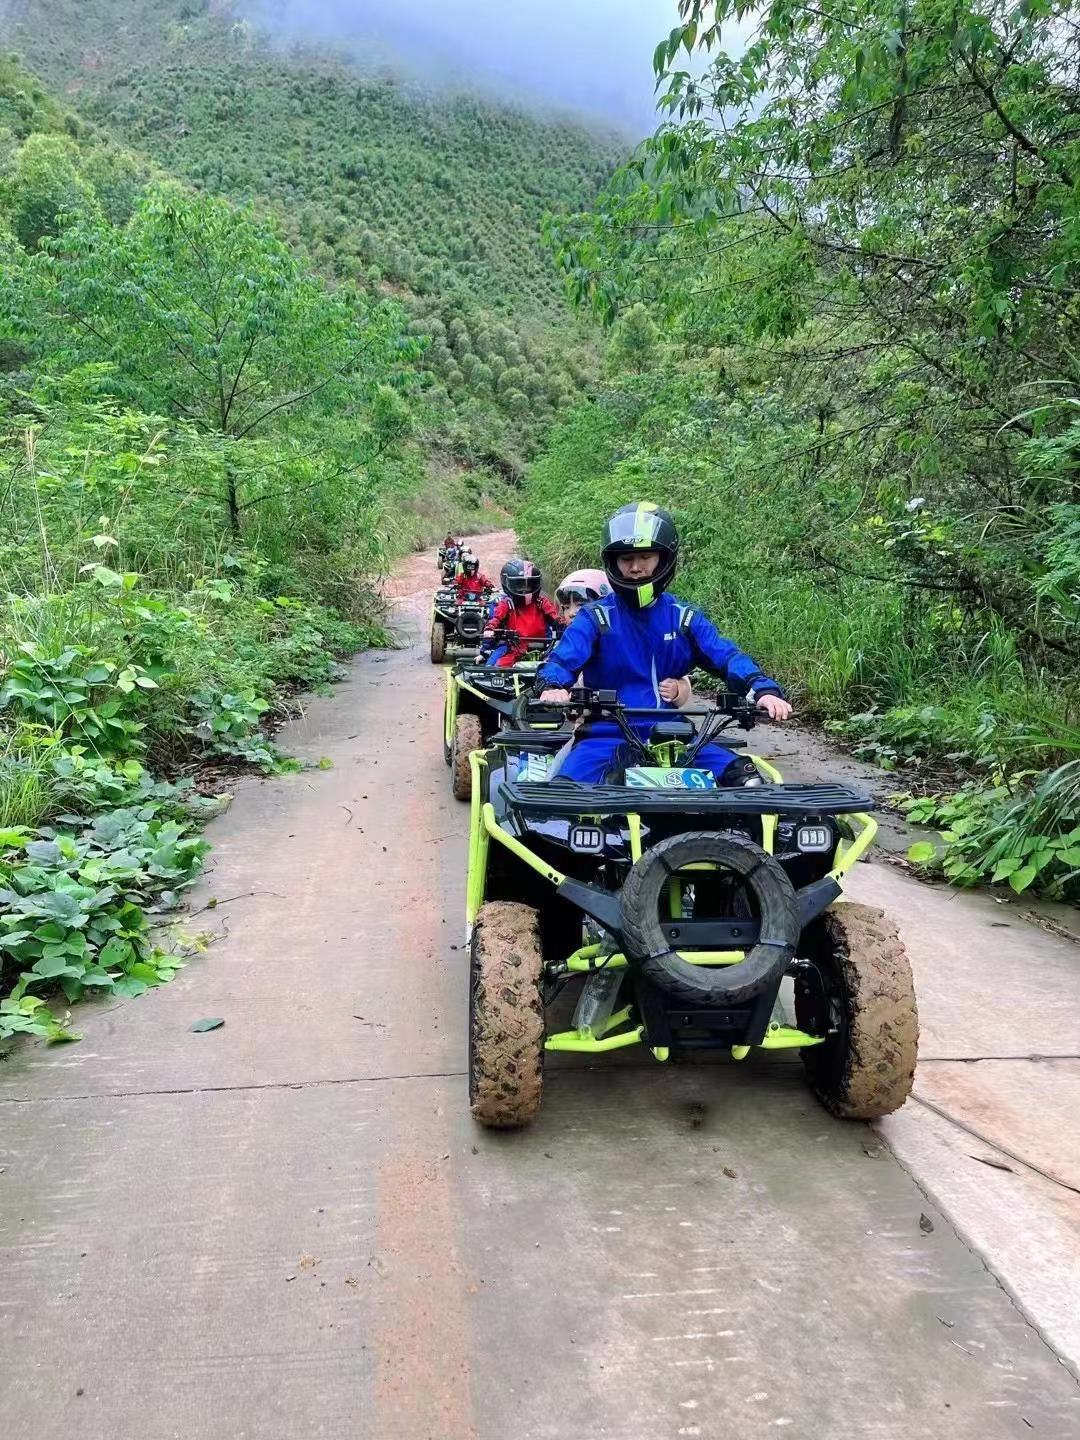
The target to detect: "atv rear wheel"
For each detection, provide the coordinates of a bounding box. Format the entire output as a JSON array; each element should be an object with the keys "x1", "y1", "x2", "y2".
[
  {"x1": 796, "y1": 903, "x2": 918, "y2": 1119},
  {"x1": 430, "y1": 621, "x2": 447, "y2": 664},
  {"x1": 451, "y1": 714, "x2": 482, "y2": 801},
  {"x1": 469, "y1": 901, "x2": 545, "y2": 1128}
]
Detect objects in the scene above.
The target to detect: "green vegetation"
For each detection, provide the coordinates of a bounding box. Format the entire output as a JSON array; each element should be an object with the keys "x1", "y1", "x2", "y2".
[
  {"x1": 5, "y1": 0, "x2": 1074, "y2": 1059},
  {"x1": 7, "y1": 0, "x2": 623, "y2": 477},
  {"x1": 0, "y1": 38, "x2": 521, "y2": 1040},
  {"x1": 523, "y1": 0, "x2": 1080, "y2": 900}
]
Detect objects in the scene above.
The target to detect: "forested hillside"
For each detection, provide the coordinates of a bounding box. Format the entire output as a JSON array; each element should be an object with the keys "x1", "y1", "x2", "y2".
[
  {"x1": 5, "y1": 0, "x2": 624, "y2": 476},
  {"x1": 0, "y1": 0, "x2": 624, "y2": 1038},
  {"x1": 522, "y1": 0, "x2": 1080, "y2": 900}
]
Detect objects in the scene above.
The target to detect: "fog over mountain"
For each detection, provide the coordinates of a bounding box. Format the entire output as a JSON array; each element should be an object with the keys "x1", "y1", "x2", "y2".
[{"x1": 241, "y1": 0, "x2": 692, "y2": 136}]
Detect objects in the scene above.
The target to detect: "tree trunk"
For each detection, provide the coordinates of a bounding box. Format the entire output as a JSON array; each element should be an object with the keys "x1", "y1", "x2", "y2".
[{"x1": 225, "y1": 459, "x2": 240, "y2": 532}]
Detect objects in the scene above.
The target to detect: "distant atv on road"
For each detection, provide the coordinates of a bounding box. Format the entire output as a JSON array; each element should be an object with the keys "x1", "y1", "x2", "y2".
[
  {"x1": 430, "y1": 585, "x2": 491, "y2": 664},
  {"x1": 463, "y1": 689, "x2": 919, "y2": 1129}
]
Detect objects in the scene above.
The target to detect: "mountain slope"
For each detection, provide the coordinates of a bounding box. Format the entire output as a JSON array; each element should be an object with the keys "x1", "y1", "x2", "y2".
[{"x1": 3, "y1": 0, "x2": 625, "y2": 475}]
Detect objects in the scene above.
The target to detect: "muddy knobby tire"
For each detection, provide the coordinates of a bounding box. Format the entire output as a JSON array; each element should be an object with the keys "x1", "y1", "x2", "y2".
[
  {"x1": 430, "y1": 621, "x2": 447, "y2": 664},
  {"x1": 451, "y1": 714, "x2": 482, "y2": 801},
  {"x1": 799, "y1": 903, "x2": 918, "y2": 1120},
  {"x1": 469, "y1": 901, "x2": 545, "y2": 1128}
]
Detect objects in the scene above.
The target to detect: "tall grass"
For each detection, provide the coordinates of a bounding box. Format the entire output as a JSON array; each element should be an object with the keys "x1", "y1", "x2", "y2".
[{"x1": 0, "y1": 729, "x2": 54, "y2": 830}]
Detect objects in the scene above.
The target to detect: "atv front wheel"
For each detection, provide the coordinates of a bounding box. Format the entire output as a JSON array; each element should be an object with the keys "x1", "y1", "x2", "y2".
[
  {"x1": 796, "y1": 903, "x2": 918, "y2": 1119},
  {"x1": 451, "y1": 714, "x2": 482, "y2": 801},
  {"x1": 430, "y1": 621, "x2": 447, "y2": 664},
  {"x1": 469, "y1": 901, "x2": 545, "y2": 1128}
]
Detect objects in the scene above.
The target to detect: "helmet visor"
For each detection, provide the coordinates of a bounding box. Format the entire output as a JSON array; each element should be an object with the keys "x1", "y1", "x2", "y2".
[
  {"x1": 556, "y1": 582, "x2": 596, "y2": 606},
  {"x1": 505, "y1": 573, "x2": 541, "y2": 597},
  {"x1": 603, "y1": 504, "x2": 668, "y2": 554}
]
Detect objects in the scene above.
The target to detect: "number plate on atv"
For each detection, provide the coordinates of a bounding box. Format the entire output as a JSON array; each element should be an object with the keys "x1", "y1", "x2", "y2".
[{"x1": 625, "y1": 766, "x2": 717, "y2": 790}]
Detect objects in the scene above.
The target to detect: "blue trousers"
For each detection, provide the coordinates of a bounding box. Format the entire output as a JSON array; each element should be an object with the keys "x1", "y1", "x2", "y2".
[{"x1": 555, "y1": 735, "x2": 738, "y2": 784}]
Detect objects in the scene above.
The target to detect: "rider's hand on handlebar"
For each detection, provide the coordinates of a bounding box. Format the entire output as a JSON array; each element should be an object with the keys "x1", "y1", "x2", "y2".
[
  {"x1": 757, "y1": 694, "x2": 792, "y2": 722},
  {"x1": 539, "y1": 687, "x2": 571, "y2": 704}
]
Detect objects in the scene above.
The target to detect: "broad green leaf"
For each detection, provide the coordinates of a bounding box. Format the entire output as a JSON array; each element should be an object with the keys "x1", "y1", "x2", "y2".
[{"x1": 1009, "y1": 864, "x2": 1039, "y2": 894}]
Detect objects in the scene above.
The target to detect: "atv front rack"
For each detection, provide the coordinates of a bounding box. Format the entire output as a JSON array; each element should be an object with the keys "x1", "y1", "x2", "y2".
[{"x1": 498, "y1": 780, "x2": 874, "y2": 818}]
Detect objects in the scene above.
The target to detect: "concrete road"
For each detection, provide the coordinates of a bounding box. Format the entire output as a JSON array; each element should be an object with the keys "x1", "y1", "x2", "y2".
[{"x1": 2, "y1": 534, "x2": 1078, "y2": 1439}]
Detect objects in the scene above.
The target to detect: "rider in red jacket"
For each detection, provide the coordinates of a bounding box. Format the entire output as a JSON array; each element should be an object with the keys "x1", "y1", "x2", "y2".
[
  {"x1": 484, "y1": 558, "x2": 562, "y2": 667},
  {"x1": 454, "y1": 554, "x2": 492, "y2": 599}
]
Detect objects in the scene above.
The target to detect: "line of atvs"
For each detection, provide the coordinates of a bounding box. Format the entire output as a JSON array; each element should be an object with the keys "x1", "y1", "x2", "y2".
[{"x1": 426, "y1": 553, "x2": 919, "y2": 1131}]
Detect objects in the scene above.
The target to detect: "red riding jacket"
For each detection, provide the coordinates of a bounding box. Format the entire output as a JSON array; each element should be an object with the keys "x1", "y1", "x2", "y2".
[
  {"x1": 455, "y1": 572, "x2": 492, "y2": 598},
  {"x1": 485, "y1": 595, "x2": 562, "y2": 663}
]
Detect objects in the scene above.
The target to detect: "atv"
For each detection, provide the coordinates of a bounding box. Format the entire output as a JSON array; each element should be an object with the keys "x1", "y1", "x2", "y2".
[
  {"x1": 464, "y1": 689, "x2": 918, "y2": 1128},
  {"x1": 443, "y1": 637, "x2": 554, "y2": 801},
  {"x1": 430, "y1": 585, "x2": 492, "y2": 664}
]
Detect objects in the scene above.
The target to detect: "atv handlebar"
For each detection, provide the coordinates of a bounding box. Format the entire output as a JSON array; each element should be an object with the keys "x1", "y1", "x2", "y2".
[
  {"x1": 524, "y1": 687, "x2": 758, "y2": 725},
  {"x1": 482, "y1": 628, "x2": 554, "y2": 650},
  {"x1": 510, "y1": 688, "x2": 758, "y2": 761}
]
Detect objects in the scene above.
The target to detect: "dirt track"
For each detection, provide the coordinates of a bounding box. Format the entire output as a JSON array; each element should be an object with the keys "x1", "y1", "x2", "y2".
[{"x1": 2, "y1": 532, "x2": 1078, "y2": 1439}]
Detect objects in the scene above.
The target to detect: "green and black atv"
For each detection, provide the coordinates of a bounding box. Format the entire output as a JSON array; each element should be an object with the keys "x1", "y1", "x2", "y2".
[
  {"x1": 430, "y1": 585, "x2": 491, "y2": 664},
  {"x1": 464, "y1": 689, "x2": 918, "y2": 1128},
  {"x1": 443, "y1": 638, "x2": 553, "y2": 801}
]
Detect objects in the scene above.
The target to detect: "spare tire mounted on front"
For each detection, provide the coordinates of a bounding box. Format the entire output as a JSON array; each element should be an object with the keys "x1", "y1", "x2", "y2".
[{"x1": 620, "y1": 831, "x2": 800, "y2": 1007}]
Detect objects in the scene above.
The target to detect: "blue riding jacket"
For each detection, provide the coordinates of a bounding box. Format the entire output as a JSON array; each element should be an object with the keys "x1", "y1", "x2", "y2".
[{"x1": 536, "y1": 591, "x2": 783, "y2": 706}]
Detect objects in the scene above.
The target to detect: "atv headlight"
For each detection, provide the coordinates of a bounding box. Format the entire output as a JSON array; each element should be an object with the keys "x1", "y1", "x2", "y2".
[
  {"x1": 486, "y1": 673, "x2": 506, "y2": 689},
  {"x1": 796, "y1": 824, "x2": 833, "y2": 853}
]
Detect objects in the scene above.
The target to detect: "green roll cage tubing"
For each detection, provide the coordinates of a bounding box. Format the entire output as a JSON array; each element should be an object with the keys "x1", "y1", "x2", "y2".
[
  {"x1": 465, "y1": 746, "x2": 878, "y2": 1063},
  {"x1": 444, "y1": 663, "x2": 542, "y2": 748}
]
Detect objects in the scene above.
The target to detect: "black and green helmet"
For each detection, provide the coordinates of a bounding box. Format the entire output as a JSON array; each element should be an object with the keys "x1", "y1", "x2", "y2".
[{"x1": 601, "y1": 502, "x2": 679, "y2": 607}]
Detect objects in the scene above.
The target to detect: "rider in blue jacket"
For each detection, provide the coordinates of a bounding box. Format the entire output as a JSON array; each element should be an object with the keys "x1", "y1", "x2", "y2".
[{"x1": 536, "y1": 503, "x2": 791, "y2": 784}]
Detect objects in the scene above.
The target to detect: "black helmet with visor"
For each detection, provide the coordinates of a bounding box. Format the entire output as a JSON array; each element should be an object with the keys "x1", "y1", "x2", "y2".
[
  {"x1": 500, "y1": 557, "x2": 542, "y2": 600},
  {"x1": 601, "y1": 502, "x2": 679, "y2": 607}
]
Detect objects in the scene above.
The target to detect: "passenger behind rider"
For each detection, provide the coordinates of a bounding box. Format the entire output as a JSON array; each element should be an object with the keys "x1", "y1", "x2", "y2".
[
  {"x1": 483, "y1": 558, "x2": 562, "y2": 669},
  {"x1": 455, "y1": 553, "x2": 493, "y2": 599},
  {"x1": 556, "y1": 567, "x2": 694, "y2": 709},
  {"x1": 536, "y1": 504, "x2": 791, "y2": 784}
]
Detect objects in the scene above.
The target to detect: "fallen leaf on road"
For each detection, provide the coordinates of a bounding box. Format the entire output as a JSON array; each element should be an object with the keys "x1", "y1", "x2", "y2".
[
  {"x1": 298, "y1": 1254, "x2": 318, "y2": 1271},
  {"x1": 723, "y1": 1167, "x2": 738, "y2": 1179},
  {"x1": 189, "y1": 1017, "x2": 224, "y2": 1032},
  {"x1": 919, "y1": 1213, "x2": 935, "y2": 1234}
]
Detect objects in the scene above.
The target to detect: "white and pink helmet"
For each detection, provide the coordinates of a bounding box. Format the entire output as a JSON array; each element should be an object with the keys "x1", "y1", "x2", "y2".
[{"x1": 555, "y1": 568, "x2": 611, "y2": 607}]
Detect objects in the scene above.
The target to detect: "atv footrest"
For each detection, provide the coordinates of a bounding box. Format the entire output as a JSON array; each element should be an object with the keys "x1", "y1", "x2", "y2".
[{"x1": 488, "y1": 731, "x2": 573, "y2": 752}]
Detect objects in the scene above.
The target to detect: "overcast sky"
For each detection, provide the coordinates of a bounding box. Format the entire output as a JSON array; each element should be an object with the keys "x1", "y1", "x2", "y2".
[{"x1": 242, "y1": 1, "x2": 712, "y2": 136}]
